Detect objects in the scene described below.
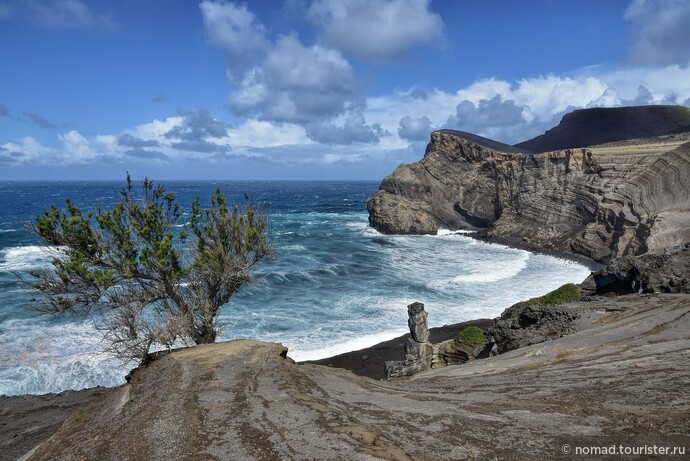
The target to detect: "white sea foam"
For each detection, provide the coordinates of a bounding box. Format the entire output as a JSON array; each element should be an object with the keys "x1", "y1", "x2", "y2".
[
  {"x1": 281, "y1": 244, "x2": 307, "y2": 252},
  {"x1": 0, "y1": 318, "x2": 132, "y2": 396},
  {"x1": 436, "y1": 228, "x2": 476, "y2": 236},
  {"x1": 0, "y1": 197, "x2": 594, "y2": 396},
  {"x1": 438, "y1": 252, "x2": 530, "y2": 284},
  {"x1": 287, "y1": 329, "x2": 409, "y2": 362},
  {"x1": 0, "y1": 245, "x2": 58, "y2": 271}
]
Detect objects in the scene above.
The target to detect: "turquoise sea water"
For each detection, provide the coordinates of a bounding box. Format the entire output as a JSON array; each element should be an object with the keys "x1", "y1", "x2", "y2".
[{"x1": 0, "y1": 180, "x2": 592, "y2": 395}]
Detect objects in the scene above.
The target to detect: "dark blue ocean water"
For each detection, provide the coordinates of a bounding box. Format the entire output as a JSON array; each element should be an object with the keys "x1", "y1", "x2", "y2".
[{"x1": 0, "y1": 180, "x2": 591, "y2": 395}]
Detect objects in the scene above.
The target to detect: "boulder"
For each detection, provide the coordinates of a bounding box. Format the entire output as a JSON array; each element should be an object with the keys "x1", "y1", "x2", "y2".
[
  {"x1": 588, "y1": 243, "x2": 690, "y2": 295},
  {"x1": 488, "y1": 302, "x2": 585, "y2": 354},
  {"x1": 432, "y1": 337, "x2": 485, "y2": 368}
]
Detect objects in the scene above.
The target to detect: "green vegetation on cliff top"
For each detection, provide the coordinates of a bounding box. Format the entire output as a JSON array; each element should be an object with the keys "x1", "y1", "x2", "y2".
[
  {"x1": 456, "y1": 326, "x2": 487, "y2": 345},
  {"x1": 528, "y1": 283, "x2": 580, "y2": 305}
]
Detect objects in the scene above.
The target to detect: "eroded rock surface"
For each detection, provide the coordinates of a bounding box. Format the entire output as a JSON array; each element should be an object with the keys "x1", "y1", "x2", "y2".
[
  {"x1": 24, "y1": 295, "x2": 690, "y2": 460},
  {"x1": 488, "y1": 301, "x2": 590, "y2": 354},
  {"x1": 588, "y1": 243, "x2": 690, "y2": 295},
  {"x1": 367, "y1": 123, "x2": 690, "y2": 262}
]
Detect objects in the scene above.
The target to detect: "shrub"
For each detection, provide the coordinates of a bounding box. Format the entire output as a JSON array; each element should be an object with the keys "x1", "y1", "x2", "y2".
[
  {"x1": 528, "y1": 283, "x2": 580, "y2": 305},
  {"x1": 456, "y1": 326, "x2": 486, "y2": 345}
]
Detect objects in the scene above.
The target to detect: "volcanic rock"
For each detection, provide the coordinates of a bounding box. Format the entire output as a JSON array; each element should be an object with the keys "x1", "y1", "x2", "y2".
[
  {"x1": 22, "y1": 294, "x2": 690, "y2": 460},
  {"x1": 586, "y1": 243, "x2": 690, "y2": 296},
  {"x1": 368, "y1": 106, "x2": 690, "y2": 262}
]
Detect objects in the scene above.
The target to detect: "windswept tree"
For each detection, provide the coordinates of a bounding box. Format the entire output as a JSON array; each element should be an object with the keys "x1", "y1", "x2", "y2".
[{"x1": 30, "y1": 175, "x2": 270, "y2": 362}]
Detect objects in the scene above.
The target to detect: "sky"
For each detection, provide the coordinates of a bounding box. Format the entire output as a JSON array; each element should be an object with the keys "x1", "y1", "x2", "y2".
[{"x1": 1, "y1": 0, "x2": 689, "y2": 180}]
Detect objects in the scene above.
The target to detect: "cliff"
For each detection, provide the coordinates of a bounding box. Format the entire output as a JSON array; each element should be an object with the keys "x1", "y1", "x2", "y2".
[
  {"x1": 20, "y1": 294, "x2": 690, "y2": 460},
  {"x1": 517, "y1": 105, "x2": 690, "y2": 152},
  {"x1": 368, "y1": 114, "x2": 690, "y2": 262}
]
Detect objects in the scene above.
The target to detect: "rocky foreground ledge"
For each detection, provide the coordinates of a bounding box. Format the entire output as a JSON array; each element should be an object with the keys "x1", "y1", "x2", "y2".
[{"x1": 12, "y1": 291, "x2": 689, "y2": 460}]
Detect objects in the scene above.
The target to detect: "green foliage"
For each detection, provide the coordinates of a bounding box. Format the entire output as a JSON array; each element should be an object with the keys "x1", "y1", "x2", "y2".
[
  {"x1": 31, "y1": 174, "x2": 271, "y2": 362},
  {"x1": 527, "y1": 283, "x2": 580, "y2": 305},
  {"x1": 456, "y1": 326, "x2": 486, "y2": 345}
]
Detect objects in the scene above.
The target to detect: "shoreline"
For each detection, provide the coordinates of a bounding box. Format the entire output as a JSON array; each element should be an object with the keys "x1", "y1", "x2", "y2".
[
  {"x1": 1, "y1": 235, "x2": 595, "y2": 457},
  {"x1": 0, "y1": 318, "x2": 494, "y2": 458},
  {"x1": 468, "y1": 229, "x2": 605, "y2": 271},
  {"x1": 304, "y1": 318, "x2": 494, "y2": 380}
]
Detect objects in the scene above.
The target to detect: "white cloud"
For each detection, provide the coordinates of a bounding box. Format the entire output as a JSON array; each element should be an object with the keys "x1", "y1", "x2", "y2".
[
  {"x1": 307, "y1": 0, "x2": 443, "y2": 61},
  {"x1": 228, "y1": 34, "x2": 361, "y2": 126},
  {"x1": 200, "y1": 1, "x2": 384, "y2": 144},
  {"x1": 625, "y1": 0, "x2": 690, "y2": 66},
  {"x1": 3, "y1": 61, "x2": 690, "y2": 172},
  {"x1": 58, "y1": 130, "x2": 99, "y2": 163},
  {"x1": 226, "y1": 119, "x2": 309, "y2": 148},
  {"x1": 2, "y1": 137, "x2": 53, "y2": 163},
  {"x1": 199, "y1": 0, "x2": 269, "y2": 69},
  {"x1": 365, "y1": 64, "x2": 690, "y2": 145}
]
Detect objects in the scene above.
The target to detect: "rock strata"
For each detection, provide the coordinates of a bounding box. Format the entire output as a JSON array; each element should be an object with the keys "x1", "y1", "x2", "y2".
[{"x1": 367, "y1": 108, "x2": 690, "y2": 262}]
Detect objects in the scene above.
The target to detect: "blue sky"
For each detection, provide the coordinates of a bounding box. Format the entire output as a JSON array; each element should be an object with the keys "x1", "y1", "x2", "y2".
[{"x1": 1, "y1": 0, "x2": 689, "y2": 180}]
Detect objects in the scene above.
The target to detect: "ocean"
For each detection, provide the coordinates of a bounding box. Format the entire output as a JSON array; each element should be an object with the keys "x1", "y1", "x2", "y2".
[{"x1": 0, "y1": 180, "x2": 592, "y2": 396}]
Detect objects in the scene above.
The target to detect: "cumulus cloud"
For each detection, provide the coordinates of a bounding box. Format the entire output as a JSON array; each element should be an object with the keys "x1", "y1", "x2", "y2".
[
  {"x1": 20, "y1": 0, "x2": 116, "y2": 30},
  {"x1": 625, "y1": 0, "x2": 690, "y2": 65},
  {"x1": 365, "y1": 64, "x2": 690, "y2": 145},
  {"x1": 23, "y1": 111, "x2": 56, "y2": 128},
  {"x1": 200, "y1": 0, "x2": 442, "y2": 145},
  {"x1": 305, "y1": 112, "x2": 384, "y2": 145},
  {"x1": 307, "y1": 0, "x2": 443, "y2": 61},
  {"x1": 58, "y1": 130, "x2": 98, "y2": 162},
  {"x1": 226, "y1": 35, "x2": 360, "y2": 126},
  {"x1": 625, "y1": 85, "x2": 654, "y2": 105},
  {"x1": 164, "y1": 109, "x2": 229, "y2": 140},
  {"x1": 199, "y1": 0, "x2": 269, "y2": 69},
  {"x1": 117, "y1": 133, "x2": 160, "y2": 148},
  {"x1": 201, "y1": 1, "x2": 365, "y2": 140},
  {"x1": 448, "y1": 96, "x2": 524, "y2": 132},
  {"x1": 397, "y1": 115, "x2": 431, "y2": 141}
]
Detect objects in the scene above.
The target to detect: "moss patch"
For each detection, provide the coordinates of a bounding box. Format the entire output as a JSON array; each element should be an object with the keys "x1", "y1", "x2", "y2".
[
  {"x1": 456, "y1": 326, "x2": 486, "y2": 345},
  {"x1": 528, "y1": 283, "x2": 580, "y2": 305}
]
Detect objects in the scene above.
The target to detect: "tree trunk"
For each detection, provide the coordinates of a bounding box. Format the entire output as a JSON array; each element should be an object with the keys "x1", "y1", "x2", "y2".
[{"x1": 193, "y1": 325, "x2": 216, "y2": 344}]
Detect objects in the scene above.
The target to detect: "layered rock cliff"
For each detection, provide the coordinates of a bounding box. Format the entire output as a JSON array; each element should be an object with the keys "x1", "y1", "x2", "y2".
[{"x1": 368, "y1": 126, "x2": 690, "y2": 262}]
